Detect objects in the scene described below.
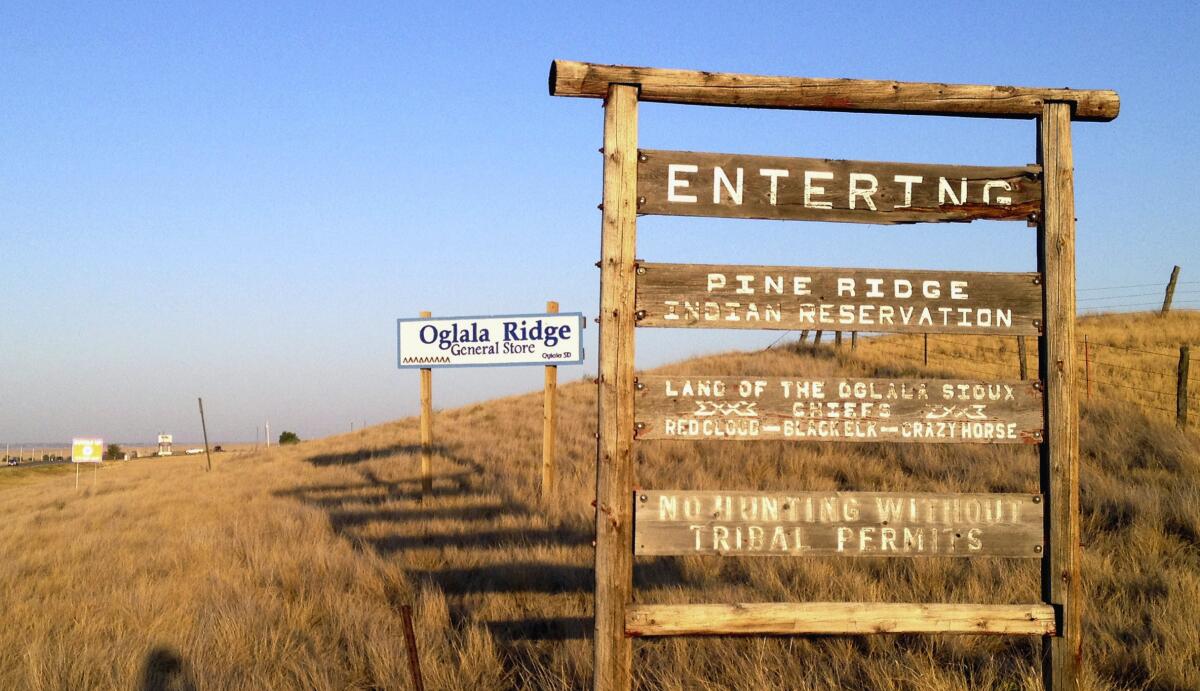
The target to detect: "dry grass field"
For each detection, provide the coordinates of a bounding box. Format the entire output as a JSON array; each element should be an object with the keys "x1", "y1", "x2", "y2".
[{"x1": 1, "y1": 312, "x2": 1197, "y2": 690}]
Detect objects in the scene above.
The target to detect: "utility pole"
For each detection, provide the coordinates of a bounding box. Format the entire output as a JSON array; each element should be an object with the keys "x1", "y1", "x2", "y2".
[{"x1": 198, "y1": 398, "x2": 212, "y2": 472}]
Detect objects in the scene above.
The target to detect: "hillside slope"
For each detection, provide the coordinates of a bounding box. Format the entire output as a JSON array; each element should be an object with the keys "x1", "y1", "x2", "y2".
[{"x1": 1, "y1": 312, "x2": 1197, "y2": 690}]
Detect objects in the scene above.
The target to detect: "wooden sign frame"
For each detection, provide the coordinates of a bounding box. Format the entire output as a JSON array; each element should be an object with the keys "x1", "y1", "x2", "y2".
[{"x1": 553, "y1": 59, "x2": 1117, "y2": 691}]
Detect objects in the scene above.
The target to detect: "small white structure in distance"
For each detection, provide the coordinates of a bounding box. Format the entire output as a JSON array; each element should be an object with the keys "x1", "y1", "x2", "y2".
[{"x1": 157, "y1": 434, "x2": 173, "y2": 456}]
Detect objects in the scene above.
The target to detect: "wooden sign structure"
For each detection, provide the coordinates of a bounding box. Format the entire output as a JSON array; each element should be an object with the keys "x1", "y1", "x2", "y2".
[
  {"x1": 635, "y1": 490, "x2": 1044, "y2": 558},
  {"x1": 551, "y1": 59, "x2": 1118, "y2": 691},
  {"x1": 397, "y1": 307, "x2": 584, "y2": 498},
  {"x1": 637, "y1": 150, "x2": 1042, "y2": 224},
  {"x1": 635, "y1": 375, "x2": 1043, "y2": 444},
  {"x1": 635, "y1": 263, "x2": 1042, "y2": 335}
]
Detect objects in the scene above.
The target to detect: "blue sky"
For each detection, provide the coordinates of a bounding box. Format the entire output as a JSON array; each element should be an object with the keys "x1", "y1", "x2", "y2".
[{"x1": 2, "y1": 2, "x2": 1197, "y2": 444}]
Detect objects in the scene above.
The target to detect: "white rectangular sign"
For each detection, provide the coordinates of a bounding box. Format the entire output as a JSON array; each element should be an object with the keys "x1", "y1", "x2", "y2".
[
  {"x1": 71, "y1": 438, "x2": 104, "y2": 463},
  {"x1": 397, "y1": 312, "x2": 585, "y2": 369}
]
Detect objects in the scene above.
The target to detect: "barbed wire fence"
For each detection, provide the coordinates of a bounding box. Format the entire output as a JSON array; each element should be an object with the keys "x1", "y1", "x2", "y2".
[{"x1": 782, "y1": 272, "x2": 1197, "y2": 429}]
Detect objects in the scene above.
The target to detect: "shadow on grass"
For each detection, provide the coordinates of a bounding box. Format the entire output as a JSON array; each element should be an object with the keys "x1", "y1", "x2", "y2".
[
  {"x1": 364, "y1": 527, "x2": 591, "y2": 554},
  {"x1": 486, "y1": 616, "x2": 593, "y2": 641},
  {"x1": 139, "y1": 646, "x2": 195, "y2": 691},
  {"x1": 411, "y1": 557, "x2": 686, "y2": 597},
  {"x1": 303, "y1": 443, "x2": 484, "y2": 471},
  {"x1": 281, "y1": 438, "x2": 629, "y2": 657}
]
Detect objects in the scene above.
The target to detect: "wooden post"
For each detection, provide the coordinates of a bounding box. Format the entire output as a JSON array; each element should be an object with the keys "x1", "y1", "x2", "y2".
[
  {"x1": 1018, "y1": 336, "x2": 1029, "y2": 380},
  {"x1": 542, "y1": 300, "x2": 559, "y2": 499},
  {"x1": 851, "y1": 331, "x2": 858, "y2": 351},
  {"x1": 419, "y1": 310, "x2": 434, "y2": 497},
  {"x1": 1038, "y1": 102, "x2": 1083, "y2": 691},
  {"x1": 197, "y1": 397, "x2": 212, "y2": 473},
  {"x1": 595, "y1": 83, "x2": 638, "y2": 691},
  {"x1": 400, "y1": 604, "x2": 426, "y2": 691},
  {"x1": 798, "y1": 329, "x2": 809, "y2": 345},
  {"x1": 1083, "y1": 336, "x2": 1091, "y2": 400},
  {"x1": 923, "y1": 333, "x2": 929, "y2": 366},
  {"x1": 1161, "y1": 265, "x2": 1181, "y2": 315},
  {"x1": 834, "y1": 331, "x2": 843, "y2": 349},
  {"x1": 1178, "y1": 346, "x2": 1191, "y2": 429},
  {"x1": 813, "y1": 330, "x2": 823, "y2": 345}
]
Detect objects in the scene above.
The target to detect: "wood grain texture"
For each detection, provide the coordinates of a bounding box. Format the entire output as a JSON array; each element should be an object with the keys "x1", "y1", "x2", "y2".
[
  {"x1": 634, "y1": 375, "x2": 1043, "y2": 444},
  {"x1": 625, "y1": 602, "x2": 1057, "y2": 637},
  {"x1": 637, "y1": 149, "x2": 1041, "y2": 224},
  {"x1": 634, "y1": 489, "x2": 1043, "y2": 558},
  {"x1": 594, "y1": 84, "x2": 638, "y2": 691},
  {"x1": 549, "y1": 60, "x2": 1119, "y2": 122},
  {"x1": 542, "y1": 301, "x2": 558, "y2": 499},
  {"x1": 1038, "y1": 102, "x2": 1082, "y2": 691},
  {"x1": 419, "y1": 310, "x2": 433, "y2": 497},
  {"x1": 635, "y1": 262, "x2": 1041, "y2": 335}
]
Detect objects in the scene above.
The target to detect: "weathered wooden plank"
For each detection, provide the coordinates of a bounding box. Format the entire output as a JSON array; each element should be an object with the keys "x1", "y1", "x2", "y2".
[
  {"x1": 638, "y1": 150, "x2": 1041, "y2": 224},
  {"x1": 634, "y1": 490, "x2": 1043, "y2": 558},
  {"x1": 594, "y1": 84, "x2": 638, "y2": 691},
  {"x1": 635, "y1": 262, "x2": 1042, "y2": 335},
  {"x1": 549, "y1": 60, "x2": 1120, "y2": 122},
  {"x1": 625, "y1": 602, "x2": 1057, "y2": 637},
  {"x1": 1038, "y1": 102, "x2": 1082, "y2": 691},
  {"x1": 635, "y1": 376, "x2": 1042, "y2": 444}
]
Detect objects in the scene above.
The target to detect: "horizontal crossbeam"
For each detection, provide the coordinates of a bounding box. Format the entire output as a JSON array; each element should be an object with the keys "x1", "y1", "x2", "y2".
[
  {"x1": 550, "y1": 60, "x2": 1119, "y2": 122},
  {"x1": 625, "y1": 602, "x2": 1056, "y2": 637}
]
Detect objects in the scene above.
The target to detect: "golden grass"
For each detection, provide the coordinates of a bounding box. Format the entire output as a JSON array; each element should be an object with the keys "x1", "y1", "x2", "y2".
[
  {"x1": 0, "y1": 463, "x2": 74, "y2": 489},
  {"x1": 852, "y1": 310, "x2": 1200, "y2": 424},
  {"x1": 1, "y1": 312, "x2": 1197, "y2": 690}
]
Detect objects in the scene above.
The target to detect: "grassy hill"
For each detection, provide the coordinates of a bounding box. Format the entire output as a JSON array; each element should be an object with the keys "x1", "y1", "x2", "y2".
[{"x1": 1, "y1": 312, "x2": 1197, "y2": 690}]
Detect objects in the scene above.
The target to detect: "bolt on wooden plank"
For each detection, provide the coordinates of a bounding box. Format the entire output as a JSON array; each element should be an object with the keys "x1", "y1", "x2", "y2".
[
  {"x1": 635, "y1": 375, "x2": 1042, "y2": 444},
  {"x1": 635, "y1": 262, "x2": 1042, "y2": 335},
  {"x1": 638, "y1": 149, "x2": 1041, "y2": 224},
  {"x1": 635, "y1": 489, "x2": 1043, "y2": 558}
]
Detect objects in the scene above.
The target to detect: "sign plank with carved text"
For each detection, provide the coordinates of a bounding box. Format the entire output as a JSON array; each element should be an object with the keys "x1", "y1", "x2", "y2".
[
  {"x1": 634, "y1": 489, "x2": 1044, "y2": 558},
  {"x1": 637, "y1": 149, "x2": 1041, "y2": 224},
  {"x1": 635, "y1": 263, "x2": 1041, "y2": 335},
  {"x1": 635, "y1": 375, "x2": 1042, "y2": 444}
]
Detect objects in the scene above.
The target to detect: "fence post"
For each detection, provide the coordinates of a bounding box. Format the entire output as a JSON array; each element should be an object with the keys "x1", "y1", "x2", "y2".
[
  {"x1": 1161, "y1": 265, "x2": 1181, "y2": 315},
  {"x1": 400, "y1": 604, "x2": 426, "y2": 691},
  {"x1": 1179, "y1": 346, "x2": 1191, "y2": 429},
  {"x1": 835, "y1": 331, "x2": 843, "y2": 349},
  {"x1": 1084, "y1": 336, "x2": 1091, "y2": 400},
  {"x1": 1018, "y1": 336, "x2": 1029, "y2": 380},
  {"x1": 923, "y1": 334, "x2": 929, "y2": 366},
  {"x1": 542, "y1": 300, "x2": 559, "y2": 499},
  {"x1": 813, "y1": 330, "x2": 823, "y2": 346},
  {"x1": 851, "y1": 331, "x2": 858, "y2": 351},
  {"x1": 419, "y1": 310, "x2": 434, "y2": 497},
  {"x1": 799, "y1": 330, "x2": 809, "y2": 345}
]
